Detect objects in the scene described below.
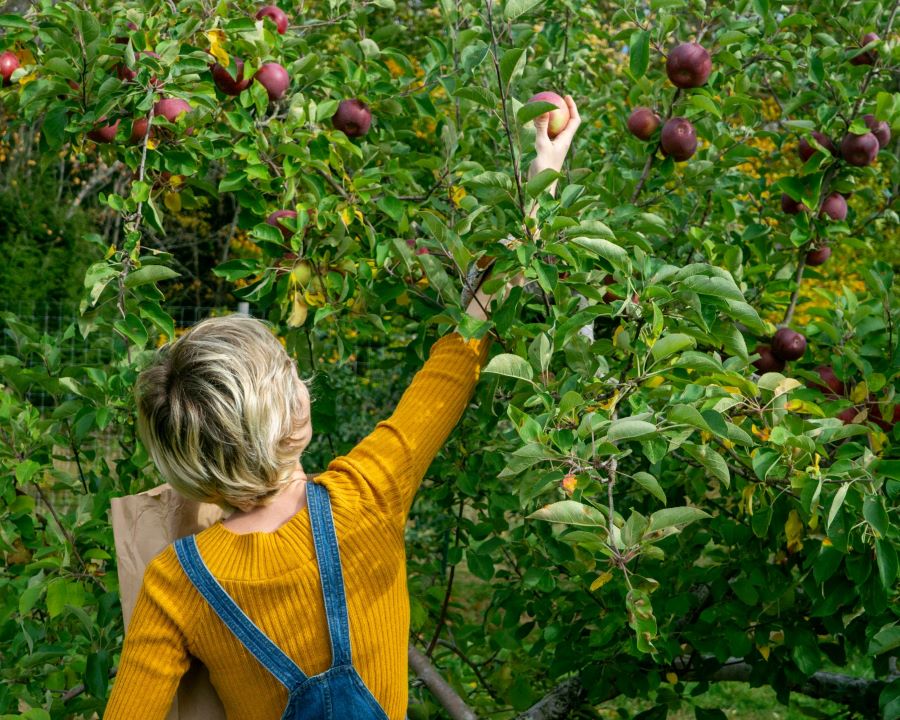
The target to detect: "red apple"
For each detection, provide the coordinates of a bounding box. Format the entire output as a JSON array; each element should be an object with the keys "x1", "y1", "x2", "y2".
[
  {"x1": 836, "y1": 407, "x2": 858, "y2": 425},
  {"x1": 808, "y1": 366, "x2": 845, "y2": 396},
  {"x1": 212, "y1": 58, "x2": 251, "y2": 96},
  {"x1": 254, "y1": 62, "x2": 289, "y2": 101},
  {"x1": 331, "y1": 99, "x2": 372, "y2": 138},
  {"x1": 129, "y1": 116, "x2": 150, "y2": 144},
  {"x1": 805, "y1": 245, "x2": 831, "y2": 266},
  {"x1": 665, "y1": 42, "x2": 712, "y2": 88},
  {"x1": 863, "y1": 114, "x2": 891, "y2": 148},
  {"x1": 771, "y1": 328, "x2": 806, "y2": 361},
  {"x1": 819, "y1": 192, "x2": 847, "y2": 221},
  {"x1": 627, "y1": 107, "x2": 661, "y2": 140},
  {"x1": 0, "y1": 51, "x2": 19, "y2": 86},
  {"x1": 753, "y1": 345, "x2": 786, "y2": 373},
  {"x1": 850, "y1": 32, "x2": 879, "y2": 66},
  {"x1": 527, "y1": 91, "x2": 570, "y2": 139},
  {"x1": 841, "y1": 132, "x2": 879, "y2": 166},
  {"x1": 256, "y1": 5, "x2": 288, "y2": 34},
  {"x1": 798, "y1": 132, "x2": 836, "y2": 162},
  {"x1": 781, "y1": 193, "x2": 805, "y2": 214},
  {"x1": 660, "y1": 117, "x2": 697, "y2": 161},
  {"x1": 154, "y1": 97, "x2": 191, "y2": 125},
  {"x1": 117, "y1": 50, "x2": 160, "y2": 83},
  {"x1": 88, "y1": 118, "x2": 120, "y2": 144},
  {"x1": 267, "y1": 209, "x2": 297, "y2": 239}
]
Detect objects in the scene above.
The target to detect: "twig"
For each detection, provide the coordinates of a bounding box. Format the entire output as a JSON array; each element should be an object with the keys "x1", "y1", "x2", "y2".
[{"x1": 782, "y1": 247, "x2": 807, "y2": 326}]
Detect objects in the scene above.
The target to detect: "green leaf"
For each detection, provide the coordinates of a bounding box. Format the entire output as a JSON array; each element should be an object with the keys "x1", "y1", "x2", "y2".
[
  {"x1": 876, "y1": 539, "x2": 898, "y2": 590},
  {"x1": 124, "y1": 265, "x2": 180, "y2": 288},
  {"x1": 690, "y1": 94, "x2": 722, "y2": 119},
  {"x1": 0, "y1": 13, "x2": 32, "y2": 28},
  {"x1": 42, "y1": 106, "x2": 69, "y2": 150},
  {"x1": 453, "y1": 85, "x2": 498, "y2": 109},
  {"x1": 85, "y1": 650, "x2": 110, "y2": 698},
  {"x1": 113, "y1": 313, "x2": 148, "y2": 348},
  {"x1": 483, "y1": 353, "x2": 533, "y2": 382},
  {"x1": 685, "y1": 443, "x2": 730, "y2": 488},
  {"x1": 633, "y1": 472, "x2": 667, "y2": 504},
  {"x1": 571, "y1": 236, "x2": 628, "y2": 269},
  {"x1": 500, "y1": 46, "x2": 526, "y2": 88},
  {"x1": 648, "y1": 506, "x2": 710, "y2": 532},
  {"x1": 630, "y1": 30, "x2": 650, "y2": 78},
  {"x1": 869, "y1": 625, "x2": 900, "y2": 656},
  {"x1": 863, "y1": 496, "x2": 888, "y2": 538},
  {"x1": 827, "y1": 483, "x2": 850, "y2": 529},
  {"x1": 753, "y1": 0, "x2": 769, "y2": 19},
  {"x1": 504, "y1": 0, "x2": 544, "y2": 20},
  {"x1": 680, "y1": 275, "x2": 744, "y2": 301},
  {"x1": 608, "y1": 419, "x2": 658, "y2": 443},
  {"x1": 526, "y1": 168, "x2": 562, "y2": 197},
  {"x1": 528, "y1": 500, "x2": 607, "y2": 527},
  {"x1": 517, "y1": 100, "x2": 559, "y2": 125},
  {"x1": 15, "y1": 459, "x2": 41, "y2": 484},
  {"x1": 46, "y1": 578, "x2": 68, "y2": 619},
  {"x1": 651, "y1": 333, "x2": 697, "y2": 362}
]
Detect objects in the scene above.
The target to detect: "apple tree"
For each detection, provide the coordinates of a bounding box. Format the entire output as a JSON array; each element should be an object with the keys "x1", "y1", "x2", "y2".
[{"x1": 0, "y1": 0, "x2": 898, "y2": 719}]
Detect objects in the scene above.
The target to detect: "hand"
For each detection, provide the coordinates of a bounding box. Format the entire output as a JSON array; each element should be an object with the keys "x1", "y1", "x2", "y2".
[{"x1": 530, "y1": 95, "x2": 582, "y2": 178}]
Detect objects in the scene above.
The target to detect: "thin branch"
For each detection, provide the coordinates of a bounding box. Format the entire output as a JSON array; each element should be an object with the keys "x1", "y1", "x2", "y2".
[
  {"x1": 782, "y1": 248, "x2": 807, "y2": 326},
  {"x1": 408, "y1": 644, "x2": 478, "y2": 720}
]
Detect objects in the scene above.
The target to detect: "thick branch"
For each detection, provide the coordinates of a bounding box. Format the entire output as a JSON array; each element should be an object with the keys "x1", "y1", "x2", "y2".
[{"x1": 408, "y1": 644, "x2": 478, "y2": 720}]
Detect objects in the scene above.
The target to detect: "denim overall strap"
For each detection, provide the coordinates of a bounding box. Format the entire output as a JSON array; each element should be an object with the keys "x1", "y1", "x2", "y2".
[
  {"x1": 306, "y1": 481, "x2": 353, "y2": 668},
  {"x1": 174, "y1": 535, "x2": 307, "y2": 689}
]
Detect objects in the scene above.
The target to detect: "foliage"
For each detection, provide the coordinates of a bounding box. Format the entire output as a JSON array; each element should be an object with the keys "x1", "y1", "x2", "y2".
[{"x1": 0, "y1": 0, "x2": 898, "y2": 719}]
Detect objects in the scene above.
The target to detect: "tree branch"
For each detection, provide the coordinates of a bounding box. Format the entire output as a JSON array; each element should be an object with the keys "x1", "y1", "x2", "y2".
[{"x1": 408, "y1": 644, "x2": 478, "y2": 720}]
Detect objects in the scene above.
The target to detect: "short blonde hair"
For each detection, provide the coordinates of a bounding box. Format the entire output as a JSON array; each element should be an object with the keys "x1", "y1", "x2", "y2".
[{"x1": 135, "y1": 314, "x2": 312, "y2": 512}]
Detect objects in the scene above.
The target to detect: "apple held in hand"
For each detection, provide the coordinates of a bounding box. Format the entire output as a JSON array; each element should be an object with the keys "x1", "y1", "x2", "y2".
[
  {"x1": 254, "y1": 62, "x2": 289, "y2": 100},
  {"x1": 332, "y1": 99, "x2": 372, "y2": 138},
  {"x1": 665, "y1": 42, "x2": 711, "y2": 88},
  {"x1": 841, "y1": 131, "x2": 879, "y2": 166},
  {"x1": 256, "y1": 5, "x2": 288, "y2": 34},
  {"x1": 212, "y1": 58, "x2": 251, "y2": 96},
  {"x1": 0, "y1": 51, "x2": 19, "y2": 85},
  {"x1": 527, "y1": 91, "x2": 570, "y2": 139},
  {"x1": 627, "y1": 107, "x2": 661, "y2": 141},
  {"x1": 771, "y1": 328, "x2": 806, "y2": 361},
  {"x1": 660, "y1": 117, "x2": 697, "y2": 161}
]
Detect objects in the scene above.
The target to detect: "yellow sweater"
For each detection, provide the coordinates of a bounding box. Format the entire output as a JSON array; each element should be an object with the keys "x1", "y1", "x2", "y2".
[{"x1": 104, "y1": 332, "x2": 491, "y2": 720}]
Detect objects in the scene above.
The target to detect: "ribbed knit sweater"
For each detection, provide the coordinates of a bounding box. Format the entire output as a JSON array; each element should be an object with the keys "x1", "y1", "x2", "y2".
[{"x1": 103, "y1": 331, "x2": 491, "y2": 720}]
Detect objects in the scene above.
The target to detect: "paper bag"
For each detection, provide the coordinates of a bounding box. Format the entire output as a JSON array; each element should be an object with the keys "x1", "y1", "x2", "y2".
[{"x1": 110, "y1": 482, "x2": 228, "y2": 720}]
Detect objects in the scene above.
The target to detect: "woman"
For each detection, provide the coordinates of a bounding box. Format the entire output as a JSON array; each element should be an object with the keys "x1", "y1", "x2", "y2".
[{"x1": 103, "y1": 96, "x2": 581, "y2": 720}]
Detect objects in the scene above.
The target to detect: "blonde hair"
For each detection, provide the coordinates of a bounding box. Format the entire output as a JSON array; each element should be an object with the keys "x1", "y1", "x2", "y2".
[{"x1": 135, "y1": 314, "x2": 312, "y2": 512}]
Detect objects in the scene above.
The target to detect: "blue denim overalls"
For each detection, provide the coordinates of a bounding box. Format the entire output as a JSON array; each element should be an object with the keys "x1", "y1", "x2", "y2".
[{"x1": 174, "y1": 481, "x2": 391, "y2": 719}]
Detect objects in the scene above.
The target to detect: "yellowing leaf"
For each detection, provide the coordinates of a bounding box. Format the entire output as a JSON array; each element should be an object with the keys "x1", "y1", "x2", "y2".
[
  {"x1": 163, "y1": 191, "x2": 182, "y2": 213},
  {"x1": 785, "y1": 509, "x2": 804, "y2": 553},
  {"x1": 17, "y1": 71, "x2": 38, "y2": 86},
  {"x1": 450, "y1": 185, "x2": 467, "y2": 207},
  {"x1": 741, "y1": 484, "x2": 756, "y2": 517},
  {"x1": 339, "y1": 206, "x2": 353, "y2": 227},
  {"x1": 286, "y1": 295, "x2": 308, "y2": 327},
  {"x1": 851, "y1": 381, "x2": 868, "y2": 404},
  {"x1": 758, "y1": 644, "x2": 770, "y2": 660},
  {"x1": 590, "y1": 571, "x2": 613, "y2": 591},
  {"x1": 396, "y1": 291, "x2": 410, "y2": 306},
  {"x1": 665, "y1": 672, "x2": 678, "y2": 684},
  {"x1": 205, "y1": 29, "x2": 229, "y2": 67},
  {"x1": 562, "y1": 474, "x2": 577, "y2": 496},
  {"x1": 598, "y1": 390, "x2": 620, "y2": 411},
  {"x1": 751, "y1": 424, "x2": 770, "y2": 442},
  {"x1": 643, "y1": 375, "x2": 665, "y2": 388},
  {"x1": 105, "y1": 244, "x2": 116, "y2": 260}
]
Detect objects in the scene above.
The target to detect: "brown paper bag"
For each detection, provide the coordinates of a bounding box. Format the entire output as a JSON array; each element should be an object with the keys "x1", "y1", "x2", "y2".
[{"x1": 110, "y1": 482, "x2": 228, "y2": 720}]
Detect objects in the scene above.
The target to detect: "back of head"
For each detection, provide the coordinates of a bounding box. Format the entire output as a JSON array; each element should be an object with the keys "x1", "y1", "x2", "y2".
[{"x1": 135, "y1": 314, "x2": 312, "y2": 512}]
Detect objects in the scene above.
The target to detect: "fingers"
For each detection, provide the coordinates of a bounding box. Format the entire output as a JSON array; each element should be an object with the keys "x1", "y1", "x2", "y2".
[
  {"x1": 554, "y1": 95, "x2": 582, "y2": 146},
  {"x1": 533, "y1": 111, "x2": 551, "y2": 148}
]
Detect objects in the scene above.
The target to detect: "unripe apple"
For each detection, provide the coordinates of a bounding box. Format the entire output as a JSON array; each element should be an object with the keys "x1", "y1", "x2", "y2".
[
  {"x1": 291, "y1": 260, "x2": 312, "y2": 286},
  {"x1": 805, "y1": 245, "x2": 831, "y2": 266},
  {"x1": 332, "y1": 99, "x2": 372, "y2": 138},
  {"x1": 660, "y1": 117, "x2": 697, "y2": 161},
  {"x1": 863, "y1": 114, "x2": 891, "y2": 148},
  {"x1": 771, "y1": 328, "x2": 807, "y2": 361},
  {"x1": 212, "y1": 58, "x2": 251, "y2": 96},
  {"x1": 850, "y1": 32, "x2": 879, "y2": 66},
  {"x1": 753, "y1": 345, "x2": 786, "y2": 373},
  {"x1": 665, "y1": 42, "x2": 711, "y2": 88},
  {"x1": 819, "y1": 192, "x2": 847, "y2": 221},
  {"x1": 841, "y1": 131, "x2": 879, "y2": 166},
  {"x1": 527, "y1": 91, "x2": 570, "y2": 139},
  {"x1": 0, "y1": 51, "x2": 19, "y2": 86},
  {"x1": 627, "y1": 107, "x2": 661, "y2": 140},
  {"x1": 129, "y1": 116, "x2": 150, "y2": 144},
  {"x1": 798, "y1": 132, "x2": 836, "y2": 162},
  {"x1": 256, "y1": 5, "x2": 288, "y2": 34},
  {"x1": 88, "y1": 118, "x2": 120, "y2": 143},
  {"x1": 267, "y1": 209, "x2": 298, "y2": 239},
  {"x1": 254, "y1": 62, "x2": 289, "y2": 101},
  {"x1": 781, "y1": 193, "x2": 805, "y2": 214},
  {"x1": 807, "y1": 365, "x2": 845, "y2": 396}
]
